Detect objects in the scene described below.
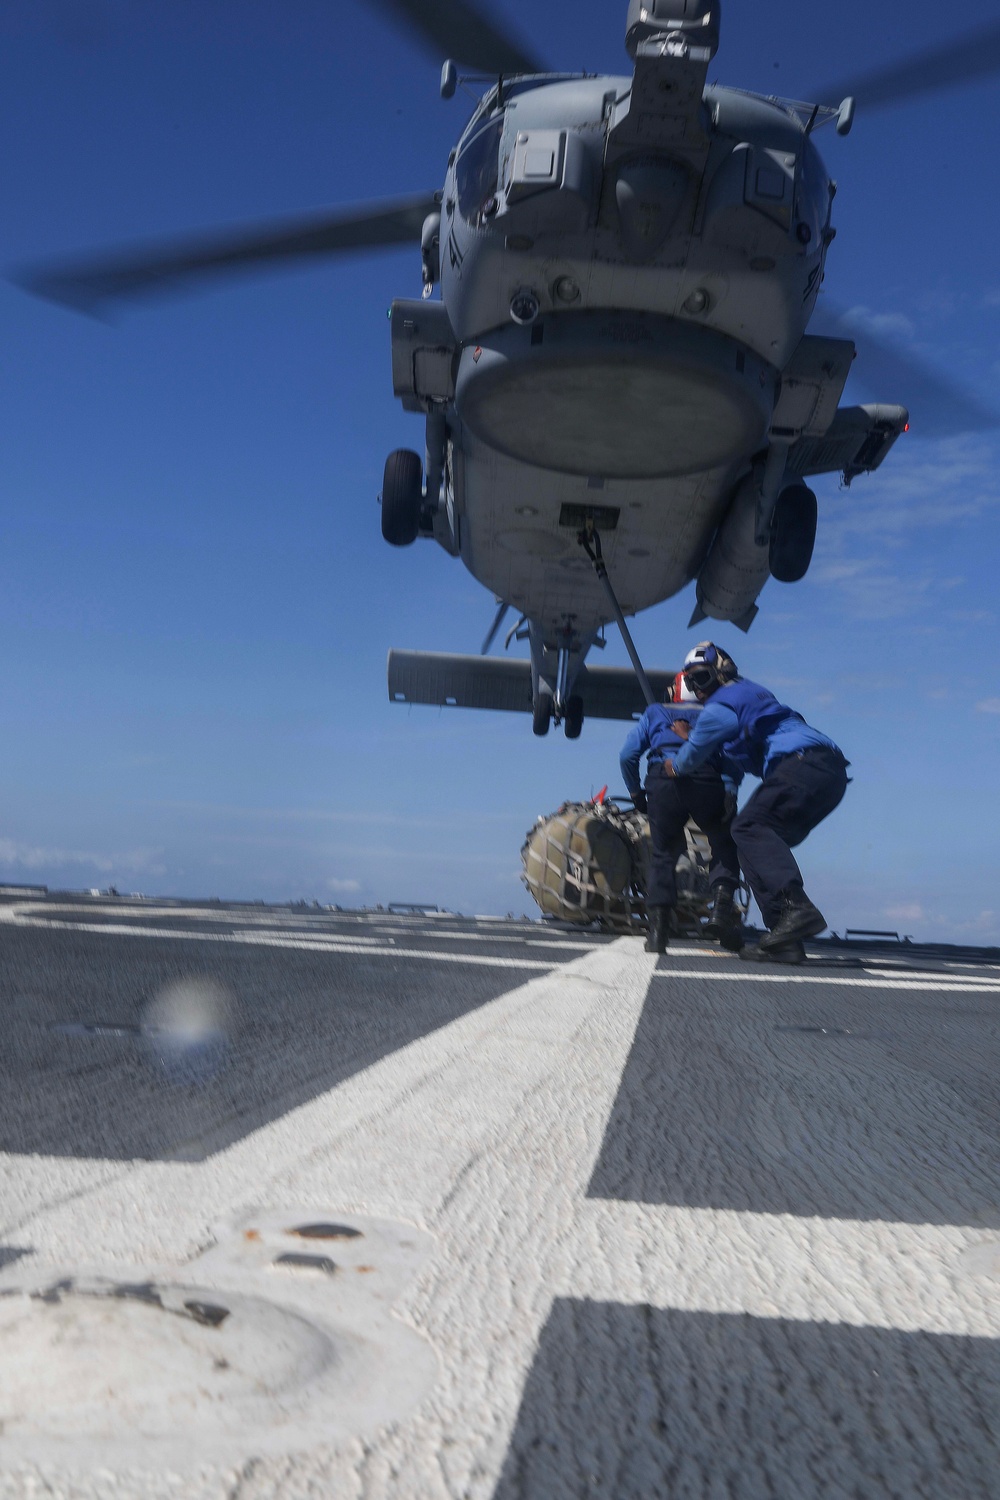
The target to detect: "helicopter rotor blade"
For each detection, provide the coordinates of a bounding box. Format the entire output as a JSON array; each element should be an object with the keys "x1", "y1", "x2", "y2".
[
  {"x1": 379, "y1": 0, "x2": 543, "y2": 74},
  {"x1": 817, "y1": 301, "x2": 999, "y2": 439},
  {"x1": 816, "y1": 21, "x2": 1000, "y2": 113},
  {"x1": 16, "y1": 192, "x2": 441, "y2": 314}
]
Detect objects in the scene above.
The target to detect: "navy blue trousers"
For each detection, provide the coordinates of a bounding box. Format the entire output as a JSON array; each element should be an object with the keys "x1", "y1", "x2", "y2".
[
  {"x1": 731, "y1": 746, "x2": 849, "y2": 928},
  {"x1": 644, "y1": 768, "x2": 740, "y2": 909}
]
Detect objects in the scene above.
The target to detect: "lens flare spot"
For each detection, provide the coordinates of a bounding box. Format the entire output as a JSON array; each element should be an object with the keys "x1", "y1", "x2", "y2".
[{"x1": 141, "y1": 978, "x2": 233, "y2": 1087}]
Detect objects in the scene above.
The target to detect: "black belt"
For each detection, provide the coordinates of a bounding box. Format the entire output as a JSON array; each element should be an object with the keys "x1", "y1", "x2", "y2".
[
  {"x1": 650, "y1": 759, "x2": 720, "y2": 779},
  {"x1": 787, "y1": 746, "x2": 849, "y2": 767}
]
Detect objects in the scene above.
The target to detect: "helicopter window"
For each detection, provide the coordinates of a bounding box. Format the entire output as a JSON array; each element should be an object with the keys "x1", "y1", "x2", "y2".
[
  {"x1": 795, "y1": 137, "x2": 831, "y2": 247},
  {"x1": 456, "y1": 116, "x2": 504, "y2": 226}
]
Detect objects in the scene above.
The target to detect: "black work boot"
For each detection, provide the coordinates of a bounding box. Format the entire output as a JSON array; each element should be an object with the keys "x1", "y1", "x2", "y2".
[
  {"x1": 643, "y1": 905, "x2": 669, "y2": 954},
  {"x1": 739, "y1": 939, "x2": 806, "y2": 966},
  {"x1": 703, "y1": 884, "x2": 744, "y2": 952},
  {"x1": 759, "y1": 885, "x2": 826, "y2": 950}
]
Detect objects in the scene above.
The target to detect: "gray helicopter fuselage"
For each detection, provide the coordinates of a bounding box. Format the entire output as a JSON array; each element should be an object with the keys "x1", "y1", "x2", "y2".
[
  {"x1": 442, "y1": 77, "x2": 831, "y2": 365},
  {"x1": 409, "y1": 73, "x2": 839, "y2": 650}
]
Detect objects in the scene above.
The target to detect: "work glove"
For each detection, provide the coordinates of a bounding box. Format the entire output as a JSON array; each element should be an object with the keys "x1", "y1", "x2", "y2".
[{"x1": 632, "y1": 790, "x2": 648, "y2": 815}]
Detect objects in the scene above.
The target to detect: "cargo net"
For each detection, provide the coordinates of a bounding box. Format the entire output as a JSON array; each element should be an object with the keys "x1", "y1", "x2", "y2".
[{"x1": 521, "y1": 795, "x2": 712, "y2": 935}]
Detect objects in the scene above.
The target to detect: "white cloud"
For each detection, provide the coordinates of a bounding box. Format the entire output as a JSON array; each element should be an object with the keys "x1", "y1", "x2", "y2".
[
  {"x1": 884, "y1": 902, "x2": 925, "y2": 924},
  {"x1": 841, "y1": 305, "x2": 916, "y2": 341},
  {"x1": 808, "y1": 434, "x2": 1000, "y2": 622},
  {"x1": 937, "y1": 910, "x2": 999, "y2": 938},
  {"x1": 0, "y1": 837, "x2": 165, "y2": 877},
  {"x1": 975, "y1": 699, "x2": 1000, "y2": 714},
  {"x1": 822, "y1": 438, "x2": 1000, "y2": 545},
  {"x1": 151, "y1": 800, "x2": 514, "y2": 832},
  {"x1": 881, "y1": 904, "x2": 998, "y2": 941},
  {"x1": 327, "y1": 876, "x2": 361, "y2": 893},
  {"x1": 813, "y1": 559, "x2": 940, "y2": 620}
]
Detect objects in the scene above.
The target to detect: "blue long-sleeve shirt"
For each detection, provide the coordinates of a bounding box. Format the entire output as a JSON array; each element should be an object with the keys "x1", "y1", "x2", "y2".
[
  {"x1": 668, "y1": 696, "x2": 839, "y2": 780},
  {"x1": 620, "y1": 703, "x2": 699, "y2": 799},
  {"x1": 620, "y1": 702, "x2": 741, "y2": 798}
]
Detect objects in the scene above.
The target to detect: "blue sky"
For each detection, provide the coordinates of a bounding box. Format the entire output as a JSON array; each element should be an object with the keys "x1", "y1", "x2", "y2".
[{"x1": 1, "y1": 0, "x2": 999, "y2": 940}]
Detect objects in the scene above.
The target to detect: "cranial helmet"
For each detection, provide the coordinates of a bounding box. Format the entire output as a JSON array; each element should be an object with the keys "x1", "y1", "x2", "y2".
[
  {"x1": 682, "y1": 640, "x2": 737, "y2": 692},
  {"x1": 667, "y1": 671, "x2": 697, "y2": 704}
]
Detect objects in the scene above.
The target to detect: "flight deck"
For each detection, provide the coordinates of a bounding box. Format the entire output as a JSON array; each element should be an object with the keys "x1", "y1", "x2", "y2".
[{"x1": 0, "y1": 892, "x2": 999, "y2": 1496}]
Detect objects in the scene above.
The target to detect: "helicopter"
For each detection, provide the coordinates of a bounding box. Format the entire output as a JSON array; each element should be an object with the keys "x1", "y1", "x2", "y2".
[{"x1": 19, "y1": 1, "x2": 1000, "y2": 740}]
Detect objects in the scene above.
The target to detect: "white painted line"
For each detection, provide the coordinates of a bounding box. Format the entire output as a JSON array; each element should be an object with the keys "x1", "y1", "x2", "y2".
[
  {"x1": 566, "y1": 1202, "x2": 1000, "y2": 1337},
  {"x1": 651, "y1": 969, "x2": 1000, "y2": 992},
  {"x1": 0, "y1": 904, "x2": 598, "y2": 951},
  {"x1": 0, "y1": 902, "x2": 351, "y2": 927},
  {"x1": 6, "y1": 939, "x2": 659, "y2": 1487},
  {"x1": 865, "y1": 966, "x2": 1000, "y2": 983},
  {"x1": 2, "y1": 916, "x2": 557, "y2": 970},
  {"x1": 657, "y1": 947, "x2": 1000, "y2": 980},
  {"x1": 339, "y1": 926, "x2": 601, "y2": 951}
]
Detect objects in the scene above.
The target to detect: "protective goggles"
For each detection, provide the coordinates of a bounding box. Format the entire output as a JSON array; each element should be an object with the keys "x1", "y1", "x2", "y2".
[{"x1": 682, "y1": 665, "x2": 716, "y2": 692}]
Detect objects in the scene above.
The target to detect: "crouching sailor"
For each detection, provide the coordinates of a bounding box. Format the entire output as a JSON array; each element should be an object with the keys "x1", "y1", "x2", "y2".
[
  {"x1": 663, "y1": 642, "x2": 850, "y2": 965},
  {"x1": 620, "y1": 671, "x2": 742, "y2": 955}
]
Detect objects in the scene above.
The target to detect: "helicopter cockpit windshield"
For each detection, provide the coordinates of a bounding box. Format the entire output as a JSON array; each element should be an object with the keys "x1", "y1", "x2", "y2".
[
  {"x1": 795, "y1": 135, "x2": 832, "y2": 249},
  {"x1": 456, "y1": 114, "x2": 504, "y2": 226}
]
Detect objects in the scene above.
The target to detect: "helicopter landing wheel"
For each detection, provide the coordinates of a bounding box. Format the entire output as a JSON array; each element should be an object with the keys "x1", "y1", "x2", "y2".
[
  {"x1": 564, "y1": 695, "x2": 584, "y2": 739},
  {"x1": 532, "y1": 693, "x2": 552, "y2": 737},
  {"x1": 769, "y1": 483, "x2": 817, "y2": 583},
  {"x1": 381, "y1": 449, "x2": 423, "y2": 547}
]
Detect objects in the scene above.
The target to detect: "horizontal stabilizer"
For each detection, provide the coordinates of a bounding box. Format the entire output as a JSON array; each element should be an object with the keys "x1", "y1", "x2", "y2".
[
  {"x1": 786, "y1": 403, "x2": 909, "y2": 482},
  {"x1": 387, "y1": 651, "x2": 677, "y2": 721}
]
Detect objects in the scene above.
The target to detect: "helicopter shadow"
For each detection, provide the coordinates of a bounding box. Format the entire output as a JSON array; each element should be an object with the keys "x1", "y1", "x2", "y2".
[{"x1": 493, "y1": 1298, "x2": 1000, "y2": 1499}]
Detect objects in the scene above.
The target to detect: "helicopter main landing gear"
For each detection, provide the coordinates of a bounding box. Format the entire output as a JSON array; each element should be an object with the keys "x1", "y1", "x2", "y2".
[
  {"x1": 380, "y1": 449, "x2": 423, "y2": 547},
  {"x1": 564, "y1": 694, "x2": 584, "y2": 739},
  {"x1": 532, "y1": 690, "x2": 585, "y2": 738},
  {"x1": 769, "y1": 482, "x2": 818, "y2": 583}
]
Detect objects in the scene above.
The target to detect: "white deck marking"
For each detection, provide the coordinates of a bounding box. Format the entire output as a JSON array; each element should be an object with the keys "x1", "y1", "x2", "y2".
[
  {"x1": 565, "y1": 1202, "x2": 1000, "y2": 1335},
  {"x1": 5, "y1": 930, "x2": 1000, "y2": 1495},
  {"x1": 0, "y1": 903, "x2": 599, "y2": 952},
  {"x1": 329, "y1": 925, "x2": 601, "y2": 951},
  {"x1": 3, "y1": 939, "x2": 655, "y2": 1493},
  {"x1": 865, "y1": 965, "x2": 1000, "y2": 982},
  {"x1": 0, "y1": 915, "x2": 557, "y2": 970},
  {"x1": 652, "y1": 969, "x2": 1000, "y2": 991}
]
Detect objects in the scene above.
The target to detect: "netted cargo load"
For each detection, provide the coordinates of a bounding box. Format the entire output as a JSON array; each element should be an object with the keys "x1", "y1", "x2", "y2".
[{"x1": 520, "y1": 795, "x2": 713, "y2": 934}]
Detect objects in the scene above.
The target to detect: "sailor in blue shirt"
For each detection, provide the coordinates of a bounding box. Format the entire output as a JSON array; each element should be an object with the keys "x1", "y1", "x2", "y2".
[
  {"x1": 620, "y1": 672, "x2": 743, "y2": 954},
  {"x1": 662, "y1": 642, "x2": 850, "y2": 964}
]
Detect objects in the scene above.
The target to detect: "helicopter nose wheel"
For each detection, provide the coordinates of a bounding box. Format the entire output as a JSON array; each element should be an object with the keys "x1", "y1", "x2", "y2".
[
  {"x1": 380, "y1": 449, "x2": 423, "y2": 547},
  {"x1": 532, "y1": 693, "x2": 552, "y2": 737},
  {"x1": 769, "y1": 483, "x2": 818, "y2": 583}
]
